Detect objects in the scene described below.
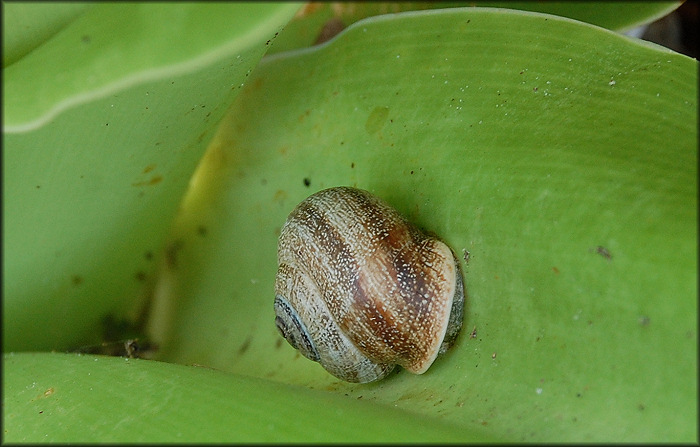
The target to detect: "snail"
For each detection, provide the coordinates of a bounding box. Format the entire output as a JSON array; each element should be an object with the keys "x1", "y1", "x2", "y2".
[{"x1": 274, "y1": 186, "x2": 465, "y2": 383}]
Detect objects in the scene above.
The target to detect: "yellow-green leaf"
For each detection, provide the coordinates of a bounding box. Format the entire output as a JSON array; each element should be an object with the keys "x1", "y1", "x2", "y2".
[
  {"x1": 2, "y1": 3, "x2": 302, "y2": 352},
  {"x1": 2, "y1": 352, "x2": 489, "y2": 442},
  {"x1": 153, "y1": 8, "x2": 697, "y2": 442}
]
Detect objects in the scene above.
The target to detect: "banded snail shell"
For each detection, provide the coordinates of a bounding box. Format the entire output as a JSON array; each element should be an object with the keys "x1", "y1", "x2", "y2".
[{"x1": 274, "y1": 186, "x2": 465, "y2": 383}]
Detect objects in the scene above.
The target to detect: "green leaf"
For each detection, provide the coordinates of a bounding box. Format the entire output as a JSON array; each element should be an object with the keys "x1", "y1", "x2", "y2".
[
  {"x1": 2, "y1": 352, "x2": 490, "y2": 442},
  {"x1": 3, "y1": 3, "x2": 301, "y2": 131},
  {"x1": 469, "y1": 1, "x2": 682, "y2": 31},
  {"x1": 4, "y1": 4, "x2": 696, "y2": 443},
  {"x1": 268, "y1": 1, "x2": 681, "y2": 54},
  {"x1": 1, "y1": 3, "x2": 93, "y2": 67},
  {"x1": 2, "y1": 3, "x2": 302, "y2": 352},
  {"x1": 151, "y1": 7, "x2": 697, "y2": 442}
]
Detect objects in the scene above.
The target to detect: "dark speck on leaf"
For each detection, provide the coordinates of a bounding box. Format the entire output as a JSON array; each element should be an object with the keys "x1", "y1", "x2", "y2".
[
  {"x1": 166, "y1": 239, "x2": 184, "y2": 268},
  {"x1": 596, "y1": 245, "x2": 612, "y2": 260}
]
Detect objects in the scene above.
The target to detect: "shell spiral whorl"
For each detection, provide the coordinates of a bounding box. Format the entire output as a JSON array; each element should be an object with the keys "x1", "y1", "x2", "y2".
[{"x1": 274, "y1": 186, "x2": 465, "y2": 383}]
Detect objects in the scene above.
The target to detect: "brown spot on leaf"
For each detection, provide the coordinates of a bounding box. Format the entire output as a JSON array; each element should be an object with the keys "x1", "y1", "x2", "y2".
[
  {"x1": 166, "y1": 239, "x2": 184, "y2": 268},
  {"x1": 238, "y1": 336, "x2": 252, "y2": 355},
  {"x1": 596, "y1": 245, "x2": 612, "y2": 260},
  {"x1": 273, "y1": 190, "x2": 288, "y2": 205},
  {"x1": 314, "y1": 17, "x2": 346, "y2": 45},
  {"x1": 132, "y1": 175, "x2": 162, "y2": 187}
]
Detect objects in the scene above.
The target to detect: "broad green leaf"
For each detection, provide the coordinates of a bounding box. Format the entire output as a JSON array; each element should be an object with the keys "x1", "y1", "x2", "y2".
[
  {"x1": 2, "y1": 3, "x2": 302, "y2": 352},
  {"x1": 2, "y1": 352, "x2": 489, "y2": 442},
  {"x1": 469, "y1": 1, "x2": 681, "y2": 31},
  {"x1": 1, "y1": 3, "x2": 93, "y2": 67},
  {"x1": 268, "y1": 1, "x2": 681, "y2": 54},
  {"x1": 151, "y1": 8, "x2": 697, "y2": 442},
  {"x1": 3, "y1": 3, "x2": 301, "y2": 131}
]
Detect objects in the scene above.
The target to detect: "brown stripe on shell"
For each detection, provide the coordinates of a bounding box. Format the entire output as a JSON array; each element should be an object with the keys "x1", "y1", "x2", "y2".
[
  {"x1": 351, "y1": 233, "x2": 455, "y2": 372},
  {"x1": 281, "y1": 194, "x2": 360, "y2": 321},
  {"x1": 310, "y1": 188, "x2": 454, "y2": 371}
]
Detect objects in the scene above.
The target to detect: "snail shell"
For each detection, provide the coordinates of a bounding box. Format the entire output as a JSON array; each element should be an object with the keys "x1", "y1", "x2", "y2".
[{"x1": 274, "y1": 187, "x2": 465, "y2": 383}]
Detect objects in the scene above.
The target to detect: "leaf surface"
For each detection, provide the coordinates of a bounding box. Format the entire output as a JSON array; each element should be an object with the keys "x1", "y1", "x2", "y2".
[
  {"x1": 268, "y1": 1, "x2": 681, "y2": 54},
  {"x1": 153, "y1": 8, "x2": 697, "y2": 442},
  {"x1": 2, "y1": 3, "x2": 302, "y2": 351},
  {"x1": 2, "y1": 352, "x2": 487, "y2": 442}
]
